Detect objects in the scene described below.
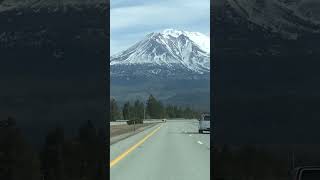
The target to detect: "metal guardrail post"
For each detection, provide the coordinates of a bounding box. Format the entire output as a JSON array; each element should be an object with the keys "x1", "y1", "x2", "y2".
[{"x1": 134, "y1": 120, "x2": 136, "y2": 132}]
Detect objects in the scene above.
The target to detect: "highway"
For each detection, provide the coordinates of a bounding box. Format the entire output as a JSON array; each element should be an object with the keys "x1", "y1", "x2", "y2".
[{"x1": 110, "y1": 119, "x2": 210, "y2": 180}]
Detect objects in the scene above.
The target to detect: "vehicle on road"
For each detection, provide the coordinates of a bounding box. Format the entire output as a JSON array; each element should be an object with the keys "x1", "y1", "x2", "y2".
[
  {"x1": 199, "y1": 113, "x2": 210, "y2": 134},
  {"x1": 292, "y1": 166, "x2": 320, "y2": 180}
]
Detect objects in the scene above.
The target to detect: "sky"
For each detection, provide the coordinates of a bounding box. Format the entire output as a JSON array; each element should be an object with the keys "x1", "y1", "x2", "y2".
[{"x1": 110, "y1": 0, "x2": 210, "y2": 55}]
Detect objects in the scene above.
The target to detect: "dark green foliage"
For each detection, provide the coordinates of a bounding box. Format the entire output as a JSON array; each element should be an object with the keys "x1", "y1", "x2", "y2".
[
  {"x1": 0, "y1": 117, "x2": 107, "y2": 180},
  {"x1": 145, "y1": 94, "x2": 170, "y2": 119},
  {"x1": 114, "y1": 95, "x2": 201, "y2": 121},
  {"x1": 164, "y1": 104, "x2": 200, "y2": 119},
  {"x1": 111, "y1": 79, "x2": 210, "y2": 112},
  {"x1": 133, "y1": 100, "x2": 144, "y2": 120},
  {"x1": 75, "y1": 120, "x2": 107, "y2": 180},
  {"x1": 165, "y1": 105, "x2": 175, "y2": 118},
  {"x1": 122, "y1": 101, "x2": 145, "y2": 120},
  {"x1": 146, "y1": 94, "x2": 163, "y2": 119},
  {"x1": 42, "y1": 120, "x2": 107, "y2": 180},
  {"x1": 0, "y1": 117, "x2": 41, "y2": 180},
  {"x1": 122, "y1": 102, "x2": 131, "y2": 120},
  {"x1": 41, "y1": 127, "x2": 65, "y2": 180},
  {"x1": 110, "y1": 98, "x2": 120, "y2": 121}
]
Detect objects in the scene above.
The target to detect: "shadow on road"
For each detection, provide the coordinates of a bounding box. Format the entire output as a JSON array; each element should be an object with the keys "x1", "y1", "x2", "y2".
[{"x1": 180, "y1": 131, "x2": 210, "y2": 135}]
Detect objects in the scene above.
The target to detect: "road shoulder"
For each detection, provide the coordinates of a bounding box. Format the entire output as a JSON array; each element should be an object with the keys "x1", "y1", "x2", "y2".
[{"x1": 110, "y1": 123, "x2": 160, "y2": 145}]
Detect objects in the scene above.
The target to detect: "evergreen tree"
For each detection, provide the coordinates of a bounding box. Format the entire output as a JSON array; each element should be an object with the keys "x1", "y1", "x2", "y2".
[
  {"x1": 139, "y1": 101, "x2": 145, "y2": 119},
  {"x1": 146, "y1": 95, "x2": 163, "y2": 119},
  {"x1": 79, "y1": 120, "x2": 96, "y2": 143},
  {"x1": 184, "y1": 107, "x2": 192, "y2": 118},
  {"x1": 173, "y1": 106, "x2": 181, "y2": 118},
  {"x1": 42, "y1": 127, "x2": 65, "y2": 180},
  {"x1": 96, "y1": 128, "x2": 108, "y2": 180},
  {"x1": 133, "y1": 100, "x2": 144, "y2": 120},
  {"x1": 146, "y1": 95, "x2": 155, "y2": 118},
  {"x1": 122, "y1": 102, "x2": 131, "y2": 120},
  {"x1": 78, "y1": 120, "x2": 100, "y2": 179},
  {"x1": 0, "y1": 117, "x2": 41, "y2": 180},
  {"x1": 120, "y1": 95, "x2": 202, "y2": 120},
  {"x1": 158, "y1": 101, "x2": 165, "y2": 118},
  {"x1": 162, "y1": 103, "x2": 167, "y2": 118},
  {"x1": 110, "y1": 98, "x2": 120, "y2": 121},
  {"x1": 165, "y1": 105, "x2": 173, "y2": 118}
]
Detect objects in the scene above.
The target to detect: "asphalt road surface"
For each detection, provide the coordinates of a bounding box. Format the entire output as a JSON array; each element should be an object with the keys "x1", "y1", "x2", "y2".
[{"x1": 110, "y1": 119, "x2": 210, "y2": 180}]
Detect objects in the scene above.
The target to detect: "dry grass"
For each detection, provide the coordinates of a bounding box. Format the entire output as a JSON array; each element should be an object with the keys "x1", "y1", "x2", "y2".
[{"x1": 110, "y1": 123, "x2": 155, "y2": 138}]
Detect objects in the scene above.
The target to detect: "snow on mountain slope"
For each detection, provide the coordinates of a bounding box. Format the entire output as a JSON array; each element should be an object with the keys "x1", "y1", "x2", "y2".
[
  {"x1": 110, "y1": 29, "x2": 210, "y2": 76},
  {"x1": 162, "y1": 29, "x2": 210, "y2": 53},
  {"x1": 226, "y1": 0, "x2": 320, "y2": 39},
  {"x1": 0, "y1": 0, "x2": 105, "y2": 12}
]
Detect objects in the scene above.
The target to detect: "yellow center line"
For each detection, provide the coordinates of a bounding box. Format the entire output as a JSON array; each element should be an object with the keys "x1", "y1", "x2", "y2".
[{"x1": 110, "y1": 124, "x2": 163, "y2": 168}]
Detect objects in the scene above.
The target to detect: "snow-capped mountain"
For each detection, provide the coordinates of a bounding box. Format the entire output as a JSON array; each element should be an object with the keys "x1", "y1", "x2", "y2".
[
  {"x1": 0, "y1": 0, "x2": 106, "y2": 50},
  {"x1": 224, "y1": 0, "x2": 320, "y2": 39},
  {"x1": 161, "y1": 29, "x2": 210, "y2": 53},
  {"x1": 111, "y1": 29, "x2": 210, "y2": 80},
  {"x1": 0, "y1": 0, "x2": 106, "y2": 12}
]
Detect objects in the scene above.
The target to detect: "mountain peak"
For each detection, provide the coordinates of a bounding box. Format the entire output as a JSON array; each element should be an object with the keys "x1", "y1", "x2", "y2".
[
  {"x1": 162, "y1": 29, "x2": 185, "y2": 37},
  {"x1": 162, "y1": 28, "x2": 202, "y2": 37},
  {"x1": 161, "y1": 29, "x2": 210, "y2": 52},
  {"x1": 226, "y1": 0, "x2": 320, "y2": 38},
  {"x1": 0, "y1": 0, "x2": 106, "y2": 12},
  {"x1": 110, "y1": 29, "x2": 210, "y2": 79}
]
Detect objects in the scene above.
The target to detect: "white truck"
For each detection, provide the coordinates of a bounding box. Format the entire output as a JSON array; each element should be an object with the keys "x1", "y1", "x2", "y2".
[{"x1": 198, "y1": 113, "x2": 210, "y2": 134}]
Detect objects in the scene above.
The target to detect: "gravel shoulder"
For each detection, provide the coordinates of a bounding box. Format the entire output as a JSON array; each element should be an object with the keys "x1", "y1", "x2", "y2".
[{"x1": 110, "y1": 123, "x2": 160, "y2": 145}]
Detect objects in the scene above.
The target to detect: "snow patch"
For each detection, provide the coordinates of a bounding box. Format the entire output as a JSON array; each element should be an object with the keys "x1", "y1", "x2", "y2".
[{"x1": 110, "y1": 29, "x2": 210, "y2": 74}]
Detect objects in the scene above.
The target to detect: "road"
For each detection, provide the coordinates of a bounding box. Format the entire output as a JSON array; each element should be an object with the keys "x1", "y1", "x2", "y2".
[{"x1": 110, "y1": 119, "x2": 210, "y2": 180}]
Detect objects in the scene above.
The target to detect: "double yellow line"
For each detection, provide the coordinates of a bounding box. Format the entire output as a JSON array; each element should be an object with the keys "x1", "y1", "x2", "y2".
[{"x1": 110, "y1": 124, "x2": 163, "y2": 168}]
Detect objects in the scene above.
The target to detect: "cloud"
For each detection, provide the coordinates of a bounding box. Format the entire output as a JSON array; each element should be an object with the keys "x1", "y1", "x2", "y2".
[
  {"x1": 110, "y1": 0, "x2": 210, "y2": 55},
  {"x1": 111, "y1": 0, "x2": 209, "y2": 30}
]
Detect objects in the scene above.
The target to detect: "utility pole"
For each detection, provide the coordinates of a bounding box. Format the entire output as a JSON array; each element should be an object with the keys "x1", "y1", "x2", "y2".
[
  {"x1": 129, "y1": 107, "x2": 135, "y2": 132},
  {"x1": 143, "y1": 102, "x2": 146, "y2": 121},
  {"x1": 133, "y1": 119, "x2": 135, "y2": 132},
  {"x1": 144, "y1": 90, "x2": 151, "y2": 121}
]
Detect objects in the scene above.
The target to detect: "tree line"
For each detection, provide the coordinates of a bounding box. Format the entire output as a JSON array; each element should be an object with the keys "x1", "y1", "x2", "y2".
[
  {"x1": 0, "y1": 117, "x2": 107, "y2": 180},
  {"x1": 110, "y1": 94, "x2": 201, "y2": 121},
  {"x1": 213, "y1": 144, "x2": 289, "y2": 180}
]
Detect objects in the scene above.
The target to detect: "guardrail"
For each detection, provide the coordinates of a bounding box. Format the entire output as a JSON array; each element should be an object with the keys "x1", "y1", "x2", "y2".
[
  {"x1": 110, "y1": 121, "x2": 127, "y2": 126},
  {"x1": 110, "y1": 119, "x2": 165, "y2": 126}
]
